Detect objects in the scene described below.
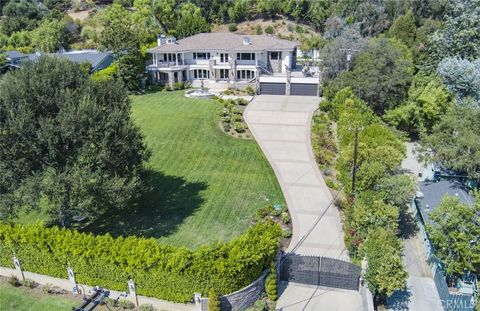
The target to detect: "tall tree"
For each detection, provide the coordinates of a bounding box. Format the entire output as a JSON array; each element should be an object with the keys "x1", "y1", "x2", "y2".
[
  {"x1": 0, "y1": 57, "x2": 149, "y2": 226},
  {"x1": 389, "y1": 9, "x2": 416, "y2": 46},
  {"x1": 173, "y1": 2, "x2": 210, "y2": 39},
  {"x1": 329, "y1": 37, "x2": 414, "y2": 114},
  {"x1": 427, "y1": 196, "x2": 480, "y2": 275},
  {"x1": 422, "y1": 107, "x2": 480, "y2": 178}
]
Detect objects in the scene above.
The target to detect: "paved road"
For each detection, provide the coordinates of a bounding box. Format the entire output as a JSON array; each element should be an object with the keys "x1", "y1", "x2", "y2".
[
  {"x1": 387, "y1": 142, "x2": 443, "y2": 311},
  {"x1": 245, "y1": 95, "x2": 362, "y2": 311}
]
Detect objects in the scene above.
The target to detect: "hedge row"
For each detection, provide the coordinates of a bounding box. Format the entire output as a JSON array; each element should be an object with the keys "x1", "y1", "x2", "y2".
[{"x1": 0, "y1": 221, "x2": 281, "y2": 303}]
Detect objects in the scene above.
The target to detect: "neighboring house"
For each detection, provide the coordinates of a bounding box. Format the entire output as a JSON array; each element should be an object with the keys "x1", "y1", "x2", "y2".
[
  {"x1": 412, "y1": 173, "x2": 478, "y2": 311},
  {"x1": 147, "y1": 33, "x2": 320, "y2": 96},
  {"x1": 5, "y1": 50, "x2": 113, "y2": 73}
]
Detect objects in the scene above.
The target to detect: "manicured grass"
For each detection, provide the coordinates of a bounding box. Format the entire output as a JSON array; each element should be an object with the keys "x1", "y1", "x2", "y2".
[
  {"x1": 87, "y1": 91, "x2": 284, "y2": 248},
  {"x1": 0, "y1": 283, "x2": 76, "y2": 311}
]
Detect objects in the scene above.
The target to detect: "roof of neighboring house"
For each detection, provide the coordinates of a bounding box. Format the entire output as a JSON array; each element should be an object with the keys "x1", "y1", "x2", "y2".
[
  {"x1": 6, "y1": 50, "x2": 27, "y2": 60},
  {"x1": 415, "y1": 179, "x2": 475, "y2": 224},
  {"x1": 10, "y1": 50, "x2": 113, "y2": 71},
  {"x1": 148, "y1": 33, "x2": 298, "y2": 53}
]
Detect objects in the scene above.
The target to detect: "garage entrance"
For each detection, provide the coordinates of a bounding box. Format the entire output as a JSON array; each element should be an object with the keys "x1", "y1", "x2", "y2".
[
  {"x1": 291, "y1": 83, "x2": 318, "y2": 96},
  {"x1": 259, "y1": 82, "x2": 286, "y2": 95}
]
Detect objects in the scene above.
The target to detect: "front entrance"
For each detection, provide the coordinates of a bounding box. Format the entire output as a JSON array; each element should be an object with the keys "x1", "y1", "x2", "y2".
[{"x1": 219, "y1": 69, "x2": 229, "y2": 80}]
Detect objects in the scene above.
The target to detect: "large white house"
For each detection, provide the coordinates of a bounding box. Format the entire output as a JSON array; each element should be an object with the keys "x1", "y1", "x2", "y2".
[{"x1": 147, "y1": 33, "x2": 320, "y2": 96}]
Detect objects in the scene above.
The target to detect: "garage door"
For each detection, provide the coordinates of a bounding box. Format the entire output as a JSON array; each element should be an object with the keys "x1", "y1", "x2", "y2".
[
  {"x1": 291, "y1": 83, "x2": 318, "y2": 96},
  {"x1": 260, "y1": 82, "x2": 286, "y2": 95}
]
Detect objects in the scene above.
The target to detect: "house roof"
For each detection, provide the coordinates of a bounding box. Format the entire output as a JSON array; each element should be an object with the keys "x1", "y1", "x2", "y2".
[
  {"x1": 15, "y1": 50, "x2": 112, "y2": 70},
  {"x1": 415, "y1": 179, "x2": 475, "y2": 224},
  {"x1": 148, "y1": 33, "x2": 298, "y2": 53},
  {"x1": 6, "y1": 50, "x2": 27, "y2": 60}
]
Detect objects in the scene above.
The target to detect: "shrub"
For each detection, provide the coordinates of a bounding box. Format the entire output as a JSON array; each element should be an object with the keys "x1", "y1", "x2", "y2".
[
  {"x1": 223, "y1": 123, "x2": 231, "y2": 132},
  {"x1": 221, "y1": 116, "x2": 231, "y2": 123},
  {"x1": 325, "y1": 179, "x2": 337, "y2": 189},
  {"x1": 0, "y1": 222, "x2": 281, "y2": 303},
  {"x1": 295, "y1": 25, "x2": 304, "y2": 33},
  {"x1": 245, "y1": 85, "x2": 255, "y2": 96},
  {"x1": 173, "y1": 82, "x2": 185, "y2": 90},
  {"x1": 253, "y1": 299, "x2": 268, "y2": 310},
  {"x1": 21, "y1": 278, "x2": 37, "y2": 288},
  {"x1": 231, "y1": 107, "x2": 242, "y2": 115},
  {"x1": 8, "y1": 275, "x2": 20, "y2": 287},
  {"x1": 42, "y1": 283, "x2": 65, "y2": 295},
  {"x1": 255, "y1": 25, "x2": 263, "y2": 35},
  {"x1": 119, "y1": 298, "x2": 135, "y2": 309},
  {"x1": 228, "y1": 23, "x2": 238, "y2": 32},
  {"x1": 232, "y1": 114, "x2": 243, "y2": 122},
  {"x1": 138, "y1": 304, "x2": 156, "y2": 311},
  {"x1": 256, "y1": 205, "x2": 274, "y2": 219},
  {"x1": 281, "y1": 212, "x2": 290, "y2": 224},
  {"x1": 282, "y1": 229, "x2": 292, "y2": 238},
  {"x1": 287, "y1": 24, "x2": 294, "y2": 32},
  {"x1": 264, "y1": 26, "x2": 274, "y2": 35},
  {"x1": 208, "y1": 288, "x2": 220, "y2": 311},
  {"x1": 265, "y1": 268, "x2": 277, "y2": 301},
  {"x1": 235, "y1": 98, "x2": 249, "y2": 106}
]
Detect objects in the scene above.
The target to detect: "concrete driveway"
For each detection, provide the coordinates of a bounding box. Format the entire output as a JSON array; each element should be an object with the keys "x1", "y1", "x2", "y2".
[{"x1": 245, "y1": 95, "x2": 362, "y2": 310}]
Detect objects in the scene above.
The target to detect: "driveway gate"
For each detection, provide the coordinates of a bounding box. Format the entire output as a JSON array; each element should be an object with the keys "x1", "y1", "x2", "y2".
[{"x1": 280, "y1": 254, "x2": 361, "y2": 291}]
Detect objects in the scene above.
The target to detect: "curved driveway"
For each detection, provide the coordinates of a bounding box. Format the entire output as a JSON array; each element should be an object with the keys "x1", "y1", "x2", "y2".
[
  {"x1": 245, "y1": 95, "x2": 362, "y2": 311},
  {"x1": 245, "y1": 95, "x2": 347, "y2": 259}
]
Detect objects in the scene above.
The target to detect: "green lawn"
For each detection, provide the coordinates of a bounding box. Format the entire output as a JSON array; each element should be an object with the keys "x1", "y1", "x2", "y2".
[
  {"x1": 85, "y1": 91, "x2": 284, "y2": 248},
  {"x1": 0, "y1": 283, "x2": 76, "y2": 311}
]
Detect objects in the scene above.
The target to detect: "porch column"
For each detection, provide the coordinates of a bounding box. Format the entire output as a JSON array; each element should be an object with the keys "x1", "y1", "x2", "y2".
[
  {"x1": 168, "y1": 71, "x2": 175, "y2": 88},
  {"x1": 286, "y1": 70, "x2": 291, "y2": 96}
]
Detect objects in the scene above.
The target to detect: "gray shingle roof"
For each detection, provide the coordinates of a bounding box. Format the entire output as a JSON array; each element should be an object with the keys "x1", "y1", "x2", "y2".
[
  {"x1": 6, "y1": 50, "x2": 27, "y2": 60},
  {"x1": 148, "y1": 33, "x2": 298, "y2": 53},
  {"x1": 415, "y1": 180, "x2": 475, "y2": 224},
  {"x1": 12, "y1": 50, "x2": 113, "y2": 71}
]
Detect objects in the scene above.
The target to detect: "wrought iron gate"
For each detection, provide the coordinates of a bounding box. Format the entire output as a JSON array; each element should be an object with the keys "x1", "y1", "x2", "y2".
[{"x1": 280, "y1": 254, "x2": 361, "y2": 291}]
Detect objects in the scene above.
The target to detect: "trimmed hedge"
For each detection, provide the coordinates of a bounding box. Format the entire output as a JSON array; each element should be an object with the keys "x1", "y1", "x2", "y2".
[{"x1": 0, "y1": 221, "x2": 281, "y2": 303}]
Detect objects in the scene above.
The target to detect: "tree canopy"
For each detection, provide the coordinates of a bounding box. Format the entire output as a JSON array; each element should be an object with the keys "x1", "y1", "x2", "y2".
[{"x1": 0, "y1": 57, "x2": 149, "y2": 226}]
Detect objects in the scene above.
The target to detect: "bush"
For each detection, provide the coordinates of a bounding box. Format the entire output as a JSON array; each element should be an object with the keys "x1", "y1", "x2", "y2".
[
  {"x1": 0, "y1": 222, "x2": 281, "y2": 303},
  {"x1": 282, "y1": 229, "x2": 292, "y2": 238},
  {"x1": 281, "y1": 212, "x2": 290, "y2": 224},
  {"x1": 42, "y1": 283, "x2": 65, "y2": 295},
  {"x1": 119, "y1": 298, "x2": 135, "y2": 309},
  {"x1": 138, "y1": 304, "x2": 156, "y2": 311},
  {"x1": 264, "y1": 26, "x2": 274, "y2": 35},
  {"x1": 256, "y1": 205, "x2": 274, "y2": 219},
  {"x1": 173, "y1": 82, "x2": 185, "y2": 90},
  {"x1": 245, "y1": 86, "x2": 255, "y2": 96},
  {"x1": 103, "y1": 297, "x2": 118, "y2": 308},
  {"x1": 228, "y1": 23, "x2": 238, "y2": 32},
  {"x1": 21, "y1": 278, "x2": 37, "y2": 288},
  {"x1": 235, "y1": 98, "x2": 249, "y2": 106},
  {"x1": 232, "y1": 114, "x2": 243, "y2": 122},
  {"x1": 8, "y1": 275, "x2": 20, "y2": 287},
  {"x1": 253, "y1": 299, "x2": 268, "y2": 311},
  {"x1": 233, "y1": 122, "x2": 247, "y2": 133},
  {"x1": 255, "y1": 25, "x2": 263, "y2": 35},
  {"x1": 223, "y1": 123, "x2": 231, "y2": 132},
  {"x1": 265, "y1": 268, "x2": 277, "y2": 301},
  {"x1": 325, "y1": 179, "x2": 337, "y2": 189},
  {"x1": 208, "y1": 288, "x2": 220, "y2": 311}
]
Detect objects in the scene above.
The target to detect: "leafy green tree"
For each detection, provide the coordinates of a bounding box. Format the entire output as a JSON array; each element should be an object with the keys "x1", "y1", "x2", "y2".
[
  {"x1": 99, "y1": 3, "x2": 140, "y2": 54},
  {"x1": 173, "y1": 3, "x2": 210, "y2": 39},
  {"x1": 30, "y1": 19, "x2": 67, "y2": 52},
  {"x1": 0, "y1": 57, "x2": 149, "y2": 225},
  {"x1": 116, "y1": 49, "x2": 145, "y2": 91},
  {"x1": 423, "y1": 0, "x2": 480, "y2": 70},
  {"x1": 208, "y1": 288, "x2": 221, "y2": 311},
  {"x1": 361, "y1": 228, "x2": 407, "y2": 297},
  {"x1": 437, "y1": 57, "x2": 480, "y2": 107},
  {"x1": 329, "y1": 38, "x2": 414, "y2": 114},
  {"x1": 389, "y1": 9, "x2": 416, "y2": 46},
  {"x1": 384, "y1": 73, "x2": 454, "y2": 137},
  {"x1": 427, "y1": 196, "x2": 480, "y2": 275},
  {"x1": 422, "y1": 107, "x2": 480, "y2": 178},
  {"x1": 375, "y1": 175, "x2": 417, "y2": 208}
]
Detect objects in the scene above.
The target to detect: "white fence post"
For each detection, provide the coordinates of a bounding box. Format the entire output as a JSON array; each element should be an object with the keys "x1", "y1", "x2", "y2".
[
  {"x1": 67, "y1": 266, "x2": 78, "y2": 294},
  {"x1": 128, "y1": 279, "x2": 139, "y2": 306},
  {"x1": 12, "y1": 253, "x2": 25, "y2": 281},
  {"x1": 194, "y1": 293, "x2": 202, "y2": 311}
]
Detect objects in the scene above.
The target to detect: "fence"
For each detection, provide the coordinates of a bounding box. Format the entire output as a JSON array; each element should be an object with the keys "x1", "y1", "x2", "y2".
[{"x1": 279, "y1": 254, "x2": 361, "y2": 291}]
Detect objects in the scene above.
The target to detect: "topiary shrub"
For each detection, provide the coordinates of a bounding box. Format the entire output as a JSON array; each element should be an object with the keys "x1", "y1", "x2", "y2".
[
  {"x1": 265, "y1": 268, "x2": 277, "y2": 301},
  {"x1": 228, "y1": 23, "x2": 238, "y2": 32},
  {"x1": 208, "y1": 288, "x2": 221, "y2": 311}
]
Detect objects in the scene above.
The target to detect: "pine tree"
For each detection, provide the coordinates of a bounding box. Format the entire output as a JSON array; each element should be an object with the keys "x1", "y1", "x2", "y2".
[{"x1": 208, "y1": 288, "x2": 221, "y2": 311}]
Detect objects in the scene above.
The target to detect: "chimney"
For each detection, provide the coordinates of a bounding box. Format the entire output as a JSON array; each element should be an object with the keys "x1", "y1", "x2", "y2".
[{"x1": 157, "y1": 35, "x2": 166, "y2": 47}]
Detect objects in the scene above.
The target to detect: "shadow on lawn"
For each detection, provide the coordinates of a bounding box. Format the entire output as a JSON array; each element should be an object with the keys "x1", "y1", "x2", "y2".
[{"x1": 80, "y1": 170, "x2": 207, "y2": 239}]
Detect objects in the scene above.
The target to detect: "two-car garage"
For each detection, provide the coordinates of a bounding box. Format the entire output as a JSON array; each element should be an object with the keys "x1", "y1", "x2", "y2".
[{"x1": 259, "y1": 77, "x2": 318, "y2": 96}]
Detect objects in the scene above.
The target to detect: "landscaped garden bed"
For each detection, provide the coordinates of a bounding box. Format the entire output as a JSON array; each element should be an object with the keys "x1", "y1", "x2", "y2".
[{"x1": 215, "y1": 96, "x2": 252, "y2": 139}]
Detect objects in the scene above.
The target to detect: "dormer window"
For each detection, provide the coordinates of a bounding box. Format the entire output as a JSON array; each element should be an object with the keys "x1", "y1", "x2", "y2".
[
  {"x1": 243, "y1": 37, "x2": 251, "y2": 45},
  {"x1": 166, "y1": 36, "x2": 176, "y2": 44}
]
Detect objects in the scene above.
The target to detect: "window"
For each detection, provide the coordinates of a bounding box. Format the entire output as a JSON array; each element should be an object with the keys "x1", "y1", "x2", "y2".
[
  {"x1": 220, "y1": 69, "x2": 229, "y2": 79},
  {"x1": 270, "y1": 52, "x2": 282, "y2": 60},
  {"x1": 193, "y1": 52, "x2": 210, "y2": 60},
  {"x1": 220, "y1": 53, "x2": 228, "y2": 63},
  {"x1": 192, "y1": 69, "x2": 209, "y2": 79},
  {"x1": 236, "y1": 53, "x2": 256, "y2": 61},
  {"x1": 236, "y1": 70, "x2": 255, "y2": 80}
]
